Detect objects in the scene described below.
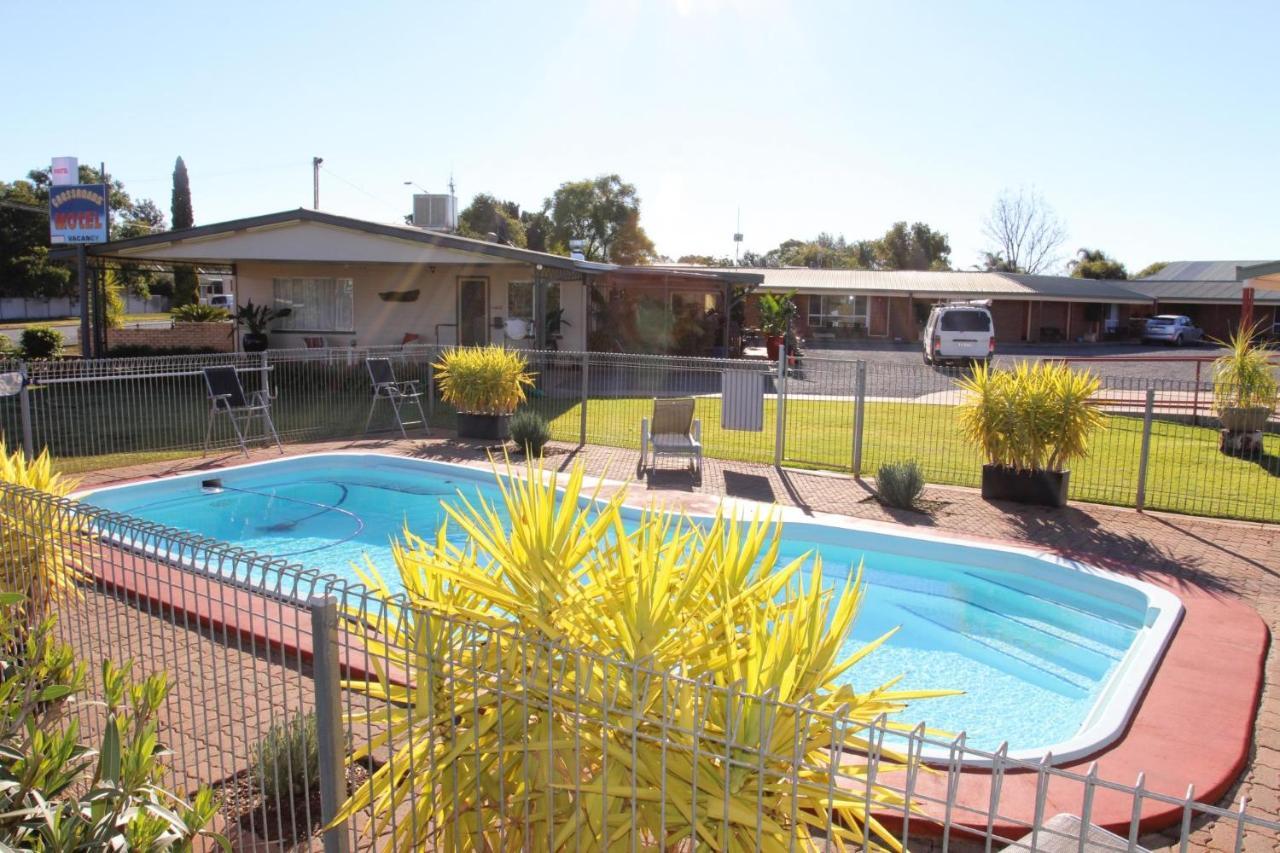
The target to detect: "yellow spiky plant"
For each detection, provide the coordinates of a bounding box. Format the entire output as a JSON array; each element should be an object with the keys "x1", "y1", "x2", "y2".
[
  {"x1": 337, "y1": 458, "x2": 953, "y2": 852},
  {"x1": 433, "y1": 345, "x2": 536, "y2": 415},
  {"x1": 0, "y1": 441, "x2": 85, "y2": 616}
]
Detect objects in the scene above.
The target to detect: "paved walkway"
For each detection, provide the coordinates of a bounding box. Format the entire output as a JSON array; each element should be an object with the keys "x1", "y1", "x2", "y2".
[{"x1": 74, "y1": 437, "x2": 1280, "y2": 851}]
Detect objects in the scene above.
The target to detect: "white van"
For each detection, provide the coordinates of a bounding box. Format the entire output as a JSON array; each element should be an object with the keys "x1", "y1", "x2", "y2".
[{"x1": 923, "y1": 301, "x2": 995, "y2": 366}]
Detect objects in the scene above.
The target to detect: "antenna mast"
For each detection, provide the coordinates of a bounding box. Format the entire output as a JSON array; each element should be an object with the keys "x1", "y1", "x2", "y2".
[{"x1": 733, "y1": 208, "x2": 744, "y2": 266}]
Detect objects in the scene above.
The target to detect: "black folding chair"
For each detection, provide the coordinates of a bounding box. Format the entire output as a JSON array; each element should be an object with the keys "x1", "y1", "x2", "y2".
[
  {"x1": 364, "y1": 358, "x2": 428, "y2": 438},
  {"x1": 202, "y1": 366, "x2": 282, "y2": 457}
]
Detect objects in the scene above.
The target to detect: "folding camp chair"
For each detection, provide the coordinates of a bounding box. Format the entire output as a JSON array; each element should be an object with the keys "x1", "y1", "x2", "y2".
[
  {"x1": 202, "y1": 366, "x2": 282, "y2": 457},
  {"x1": 640, "y1": 396, "x2": 702, "y2": 476},
  {"x1": 364, "y1": 357, "x2": 429, "y2": 438}
]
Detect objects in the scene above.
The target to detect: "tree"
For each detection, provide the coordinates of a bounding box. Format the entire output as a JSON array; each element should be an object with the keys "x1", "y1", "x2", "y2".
[
  {"x1": 980, "y1": 188, "x2": 1066, "y2": 274},
  {"x1": 1068, "y1": 248, "x2": 1128, "y2": 280},
  {"x1": 171, "y1": 157, "x2": 193, "y2": 230},
  {"x1": 457, "y1": 194, "x2": 526, "y2": 246},
  {"x1": 975, "y1": 251, "x2": 1019, "y2": 272},
  {"x1": 0, "y1": 164, "x2": 167, "y2": 299},
  {"x1": 545, "y1": 175, "x2": 655, "y2": 264},
  {"x1": 1134, "y1": 261, "x2": 1169, "y2": 279},
  {"x1": 874, "y1": 221, "x2": 951, "y2": 271},
  {"x1": 519, "y1": 208, "x2": 552, "y2": 253},
  {"x1": 170, "y1": 157, "x2": 198, "y2": 306},
  {"x1": 676, "y1": 254, "x2": 733, "y2": 266}
]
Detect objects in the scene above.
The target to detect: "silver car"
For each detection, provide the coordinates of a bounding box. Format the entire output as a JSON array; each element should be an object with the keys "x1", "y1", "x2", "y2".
[{"x1": 1142, "y1": 314, "x2": 1203, "y2": 346}]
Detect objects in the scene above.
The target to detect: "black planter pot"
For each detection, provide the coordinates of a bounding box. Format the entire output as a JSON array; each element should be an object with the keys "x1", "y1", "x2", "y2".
[
  {"x1": 456, "y1": 413, "x2": 511, "y2": 440},
  {"x1": 981, "y1": 465, "x2": 1070, "y2": 507},
  {"x1": 242, "y1": 332, "x2": 269, "y2": 352}
]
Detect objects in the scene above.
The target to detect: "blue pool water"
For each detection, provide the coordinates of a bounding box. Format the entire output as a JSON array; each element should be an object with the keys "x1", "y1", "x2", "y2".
[{"x1": 83, "y1": 453, "x2": 1175, "y2": 757}]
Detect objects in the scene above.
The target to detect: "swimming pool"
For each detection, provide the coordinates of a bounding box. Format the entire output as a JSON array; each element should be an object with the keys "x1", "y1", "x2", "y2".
[{"x1": 82, "y1": 453, "x2": 1182, "y2": 762}]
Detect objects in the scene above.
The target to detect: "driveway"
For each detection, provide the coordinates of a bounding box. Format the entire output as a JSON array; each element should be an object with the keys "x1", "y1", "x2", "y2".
[{"x1": 803, "y1": 340, "x2": 1231, "y2": 383}]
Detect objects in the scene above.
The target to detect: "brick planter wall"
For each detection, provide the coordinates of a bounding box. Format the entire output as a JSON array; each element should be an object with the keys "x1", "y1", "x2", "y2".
[{"x1": 107, "y1": 322, "x2": 236, "y2": 353}]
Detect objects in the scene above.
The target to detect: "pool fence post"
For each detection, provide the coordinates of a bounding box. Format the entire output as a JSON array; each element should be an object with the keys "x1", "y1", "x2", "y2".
[
  {"x1": 1135, "y1": 387, "x2": 1155, "y2": 511},
  {"x1": 18, "y1": 361, "x2": 33, "y2": 460},
  {"x1": 774, "y1": 345, "x2": 786, "y2": 466},
  {"x1": 851, "y1": 360, "x2": 866, "y2": 475},
  {"x1": 579, "y1": 349, "x2": 589, "y2": 445},
  {"x1": 258, "y1": 351, "x2": 270, "y2": 398},
  {"x1": 308, "y1": 595, "x2": 351, "y2": 853}
]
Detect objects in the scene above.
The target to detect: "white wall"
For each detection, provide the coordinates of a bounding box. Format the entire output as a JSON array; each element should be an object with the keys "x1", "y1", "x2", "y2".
[{"x1": 235, "y1": 261, "x2": 587, "y2": 350}]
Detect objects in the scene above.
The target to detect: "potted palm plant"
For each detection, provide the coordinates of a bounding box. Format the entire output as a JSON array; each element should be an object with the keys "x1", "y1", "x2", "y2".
[
  {"x1": 956, "y1": 361, "x2": 1106, "y2": 507},
  {"x1": 1213, "y1": 324, "x2": 1278, "y2": 452},
  {"x1": 758, "y1": 291, "x2": 796, "y2": 361},
  {"x1": 434, "y1": 345, "x2": 536, "y2": 439},
  {"x1": 236, "y1": 301, "x2": 292, "y2": 352}
]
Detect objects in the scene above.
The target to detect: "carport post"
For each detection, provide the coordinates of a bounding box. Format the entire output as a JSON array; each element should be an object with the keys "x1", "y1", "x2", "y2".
[
  {"x1": 308, "y1": 595, "x2": 351, "y2": 853},
  {"x1": 579, "y1": 349, "x2": 589, "y2": 445},
  {"x1": 851, "y1": 360, "x2": 867, "y2": 475},
  {"x1": 1135, "y1": 388, "x2": 1155, "y2": 511},
  {"x1": 773, "y1": 345, "x2": 786, "y2": 466}
]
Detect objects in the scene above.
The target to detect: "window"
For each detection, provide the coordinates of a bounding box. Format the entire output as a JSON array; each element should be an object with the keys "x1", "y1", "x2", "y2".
[
  {"x1": 272, "y1": 277, "x2": 354, "y2": 332},
  {"x1": 808, "y1": 294, "x2": 868, "y2": 329},
  {"x1": 939, "y1": 310, "x2": 991, "y2": 332},
  {"x1": 507, "y1": 281, "x2": 561, "y2": 337}
]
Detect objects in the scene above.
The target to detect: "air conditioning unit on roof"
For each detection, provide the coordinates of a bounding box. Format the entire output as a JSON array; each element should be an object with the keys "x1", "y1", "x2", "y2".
[{"x1": 412, "y1": 194, "x2": 457, "y2": 232}]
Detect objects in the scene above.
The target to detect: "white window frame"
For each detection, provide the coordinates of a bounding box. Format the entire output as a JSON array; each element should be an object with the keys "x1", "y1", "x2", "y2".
[{"x1": 807, "y1": 294, "x2": 868, "y2": 329}]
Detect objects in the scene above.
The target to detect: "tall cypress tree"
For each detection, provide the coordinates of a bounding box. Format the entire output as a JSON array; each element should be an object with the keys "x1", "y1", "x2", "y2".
[{"x1": 170, "y1": 156, "x2": 198, "y2": 304}]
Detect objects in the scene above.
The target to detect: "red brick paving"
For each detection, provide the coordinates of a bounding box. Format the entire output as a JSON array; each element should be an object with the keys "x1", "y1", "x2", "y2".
[{"x1": 73, "y1": 437, "x2": 1280, "y2": 851}]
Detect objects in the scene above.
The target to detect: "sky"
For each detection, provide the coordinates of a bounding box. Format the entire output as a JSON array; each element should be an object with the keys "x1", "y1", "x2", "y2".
[{"x1": 4, "y1": 0, "x2": 1279, "y2": 273}]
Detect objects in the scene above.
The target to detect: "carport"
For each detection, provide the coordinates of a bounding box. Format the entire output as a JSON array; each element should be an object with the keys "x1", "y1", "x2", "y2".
[{"x1": 1239, "y1": 261, "x2": 1280, "y2": 332}]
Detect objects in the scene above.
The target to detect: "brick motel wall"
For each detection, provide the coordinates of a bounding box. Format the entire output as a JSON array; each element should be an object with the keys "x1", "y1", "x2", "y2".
[{"x1": 107, "y1": 322, "x2": 236, "y2": 353}]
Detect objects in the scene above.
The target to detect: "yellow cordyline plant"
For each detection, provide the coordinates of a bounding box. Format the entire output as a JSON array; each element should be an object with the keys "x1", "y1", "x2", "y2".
[
  {"x1": 955, "y1": 361, "x2": 1105, "y2": 471},
  {"x1": 1211, "y1": 324, "x2": 1279, "y2": 414},
  {"x1": 0, "y1": 442, "x2": 85, "y2": 616},
  {"x1": 433, "y1": 345, "x2": 536, "y2": 415},
  {"x1": 336, "y1": 458, "x2": 953, "y2": 852}
]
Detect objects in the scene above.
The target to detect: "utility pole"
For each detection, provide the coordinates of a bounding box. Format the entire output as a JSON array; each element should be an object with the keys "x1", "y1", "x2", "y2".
[{"x1": 312, "y1": 157, "x2": 323, "y2": 209}]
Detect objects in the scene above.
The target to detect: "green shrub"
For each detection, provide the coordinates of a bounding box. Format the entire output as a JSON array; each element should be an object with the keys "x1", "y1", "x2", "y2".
[
  {"x1": 509, "y1": 409, "x2": 551, "y2": 456},
  {"x1": 171, "y1": 303, "x2": 231, "y2": 323},
  {"x1": 19, "y1": 326, "x2": 63, "y2": 359},
  {"x1": 0, "y1": 595, "x2": 222, "y2": 850},
  {"x1": 254, "y1": 711, "x2": 320, "y2": 806},
  {"x1": 0, "y1": 336, "x2": 17, "y2": 359},
  {"x1": 876, "y1": 460, "x2": 925, "y2": 509}
]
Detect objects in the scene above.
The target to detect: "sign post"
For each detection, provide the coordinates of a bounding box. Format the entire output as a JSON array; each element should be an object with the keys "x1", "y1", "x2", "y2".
[{"x1": 49, "y1": 181, "x2": 109, "y2": 357}]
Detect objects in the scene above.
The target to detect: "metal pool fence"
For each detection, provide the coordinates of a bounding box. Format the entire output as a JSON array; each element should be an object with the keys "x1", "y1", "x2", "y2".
[
  {"x1": 0, "y1": 345, "x2": 1276, "y2": 522},
  {"x1": 0, "y1": 481, "x2": 1274, "y2": 851}
]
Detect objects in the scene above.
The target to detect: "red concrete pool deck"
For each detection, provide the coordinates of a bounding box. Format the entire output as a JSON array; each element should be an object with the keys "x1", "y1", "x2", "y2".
[{"x1": 75, "y1": 440, "x2": 1277, "y2": 844}]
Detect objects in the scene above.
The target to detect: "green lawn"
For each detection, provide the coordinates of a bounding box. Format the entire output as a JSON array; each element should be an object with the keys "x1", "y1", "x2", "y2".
[
  {"x1": 527, "y1": 395, "x2": 1280, "y2": 523},
  {"x1": 0, "y1": 313, "x2": 171, "y2": 330}
]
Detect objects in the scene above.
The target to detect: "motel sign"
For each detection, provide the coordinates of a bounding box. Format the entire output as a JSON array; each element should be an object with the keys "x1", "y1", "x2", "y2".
[{"x1": 49, "y1": 183, "x2": 108, "y2": 244}]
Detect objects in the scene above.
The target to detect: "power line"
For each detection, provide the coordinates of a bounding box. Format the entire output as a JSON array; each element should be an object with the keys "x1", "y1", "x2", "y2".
[{"x1": 317, "y1": 164, "x2": 404, "y2": 216}]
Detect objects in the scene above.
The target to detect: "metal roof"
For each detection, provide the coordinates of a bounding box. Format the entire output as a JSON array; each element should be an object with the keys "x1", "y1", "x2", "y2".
[
  {"x1": 51, "y1": 208, "x2": 762, "y2": 286},
  {"x1": 1138, "y1": 260, "x2": 1276, "y2": 282},
  {"x1": 1124, "y1": 279, "x2": 1280, "y2": 304},
  {"x1": 658, "y1": 266, "x2": 1153, "y2": 303}
]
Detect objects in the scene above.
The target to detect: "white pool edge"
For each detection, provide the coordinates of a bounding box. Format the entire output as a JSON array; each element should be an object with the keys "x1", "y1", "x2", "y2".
[{"x1": 79, "y1": 450, "x2": 1186, "y2": 768}]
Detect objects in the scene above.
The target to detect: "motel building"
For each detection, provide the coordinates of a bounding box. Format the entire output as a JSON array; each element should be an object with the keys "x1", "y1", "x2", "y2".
[{"x1": 71, "y1": 204, "x2": 1277, "y2": 355}]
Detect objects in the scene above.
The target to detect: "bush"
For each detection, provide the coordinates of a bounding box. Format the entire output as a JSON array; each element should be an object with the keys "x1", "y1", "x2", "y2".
[
  {"x1": 338, "y1": 459, "x2": 948, "y2": 851},
  {"x1": 876, "y1": 460, "x2": 925, "y2": 509},
  {"x1": 433, "y1": 345, "x2": 535, "y2": 415},
  {"x1": 18, "y1": 326, "x2": 63, "y2": 359},
  {"x1": 956, "y1": 361, "x2": 1105, "y2": 472},
  {"x1": 1212, "y1": 324, "x2": 1278, "y2": 415},
  {"x1": 254, "y1": 711, "x2": 320, "y2": 806},
  {"x1": 171, "y1": 303, "x2": 232, "y2": 323},
  {"x1": 107, "y1": 344, "x2": 221, "y2": 357},
  {"x1": 0, "y1": 441, "x2": 84, "y2": 617},
  {"x1": 509, "y1": 409, "x2": 551, "y2": 456},
  {"x1": 0, "y1": 336, "x2": 17, "y2": 359},
  {"x1": 0, "y1": 598, "x2": 222, "y2": 850}
]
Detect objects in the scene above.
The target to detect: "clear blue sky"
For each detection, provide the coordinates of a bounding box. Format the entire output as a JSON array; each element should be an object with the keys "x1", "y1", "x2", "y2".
[{"x1": 4, "y1": 0, "x2": 1278, "y2": 272}]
